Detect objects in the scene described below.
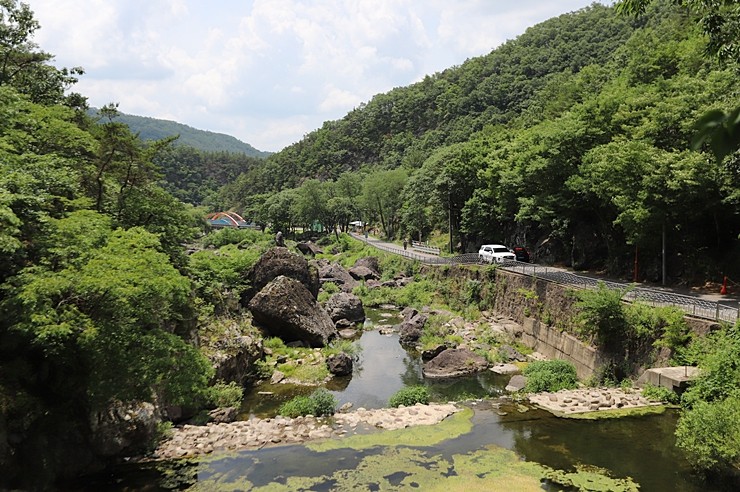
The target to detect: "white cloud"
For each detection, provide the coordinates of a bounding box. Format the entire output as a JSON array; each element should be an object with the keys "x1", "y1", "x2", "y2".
[{"x1": 28, "y1": 0, "x2": 602, "y2": 151}]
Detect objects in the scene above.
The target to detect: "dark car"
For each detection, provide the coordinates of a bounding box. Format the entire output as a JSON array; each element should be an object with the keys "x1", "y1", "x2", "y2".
[{"x1": 512, "y1": 246, "x2": 530, "y2": 263}]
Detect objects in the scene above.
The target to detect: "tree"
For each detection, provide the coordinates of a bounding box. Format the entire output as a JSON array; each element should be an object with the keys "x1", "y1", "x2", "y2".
[
  {"x1": 360, "y1": 169, "x2": 407, "y2": 239},
  {"x1": 0, "y1": 0, "x2": 85, "y2": 107}
]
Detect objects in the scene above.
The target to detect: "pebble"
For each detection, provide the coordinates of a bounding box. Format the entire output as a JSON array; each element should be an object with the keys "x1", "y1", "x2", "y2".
[{"x1": 154, "y1": 403, "x2": 460, "y2": 460}]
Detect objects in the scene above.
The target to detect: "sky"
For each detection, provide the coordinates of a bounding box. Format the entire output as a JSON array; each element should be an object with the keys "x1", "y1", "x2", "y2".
[{"x1": 29, "y1": 0, "x2": 605, "y2": 152}]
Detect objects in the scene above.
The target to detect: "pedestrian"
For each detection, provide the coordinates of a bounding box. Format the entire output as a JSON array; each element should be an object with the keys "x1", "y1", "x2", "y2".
[
  {"x1": 403, "y1": 239, "x2": 407, "y2": 250},
  {"x1": 275, "y1": 231, "x2": 284, "y2": 247}
]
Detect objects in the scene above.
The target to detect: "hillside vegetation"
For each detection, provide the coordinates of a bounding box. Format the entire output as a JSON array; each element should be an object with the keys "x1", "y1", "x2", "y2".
[
  {"x1": 89, "y1": 108, "x2": 271, "y2": 157},
  {"x1": 220, "y1": 1, "x2": 740, "y2": 285}
]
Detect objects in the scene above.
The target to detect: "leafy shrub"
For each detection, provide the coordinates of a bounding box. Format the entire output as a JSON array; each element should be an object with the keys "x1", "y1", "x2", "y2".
[
  {"x1": 278, "y1": 388, "x2": 337, "y2": 417},
  {"x1": 575, "y1": 282, "x2": 629, "y2": 354},
  {"x1": 202, "y1": 228, "x2": 265, "y2": 248},
  {"x1": 389, "y1": 386, "x2": 430, "y2": 407},
  {"x1": 318, "y1": 281, "x2": 340, "y2": 303},
  {"x1": 675, "y1": 393, "x2": 740, "y2": 471},
  {"x1": 640, "y1": 383, "x2": 678, "y2": 404},
  {"x1": 523, "y1": 360, "x2": 578, "y2": 393},
  {"x1": 323, "y1": 339, "x2": 361, "y2": 358},
  {"x1": 206, "y1": 380, "x2": 244, "y2": 408}
]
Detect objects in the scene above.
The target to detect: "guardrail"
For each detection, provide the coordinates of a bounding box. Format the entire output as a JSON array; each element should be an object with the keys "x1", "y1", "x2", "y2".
[{"x1": 354, "y1": 234, "x2": 739, "y2": 324}]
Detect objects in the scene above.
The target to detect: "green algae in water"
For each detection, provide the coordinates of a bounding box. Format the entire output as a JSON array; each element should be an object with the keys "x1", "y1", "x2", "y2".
[
  {"x1": 307, "y1": 406, "x2": 474, "y2": 452},
  {"x1": 545, "y1": 465, "x2": 640, "y2": 492}
]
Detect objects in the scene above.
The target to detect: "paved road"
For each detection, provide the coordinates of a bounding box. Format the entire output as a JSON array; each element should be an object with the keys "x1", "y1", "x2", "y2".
[{"x1": 352, "y1": 233, "x2": 739, "y2": 323}]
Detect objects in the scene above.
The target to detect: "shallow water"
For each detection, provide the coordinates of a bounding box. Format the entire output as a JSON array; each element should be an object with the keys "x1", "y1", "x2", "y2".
[{"x1": 67, "y1": 309, "x2": 735, "y2": 491}]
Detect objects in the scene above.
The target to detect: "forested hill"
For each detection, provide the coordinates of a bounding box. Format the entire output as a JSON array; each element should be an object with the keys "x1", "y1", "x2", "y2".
[
  {"x1": 243, "y1": 3, "x2": 641, "y2": 191},
  {"x1": 219, "y1": 0, "x2": 740, "y2": 284},
  {"x1": 89, "y1": 109, "x2": 271, "y2": 157}
]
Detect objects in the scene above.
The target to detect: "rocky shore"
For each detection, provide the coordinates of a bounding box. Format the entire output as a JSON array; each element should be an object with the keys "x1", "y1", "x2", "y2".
[{"x1": 154, "y1": 403, "x2": 460, "y2": 460}]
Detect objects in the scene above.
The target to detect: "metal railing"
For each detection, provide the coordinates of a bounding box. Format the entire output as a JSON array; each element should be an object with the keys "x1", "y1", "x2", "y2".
[{"x1": 355, "y1": 235, "x2": 739, "y2": 324}]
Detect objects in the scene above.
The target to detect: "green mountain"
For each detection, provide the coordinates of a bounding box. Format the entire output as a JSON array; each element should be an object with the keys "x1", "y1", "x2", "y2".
[
  {"x1": 89, "y1": 109, "x2": 271, "y2": 157},
  {"x1": 222, "y1": 1, "x2": 740, "y2": 283}
]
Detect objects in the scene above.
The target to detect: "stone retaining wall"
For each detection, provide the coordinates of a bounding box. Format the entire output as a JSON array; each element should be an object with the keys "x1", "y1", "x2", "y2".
[{"x1": 515, "y1": 318, "x2": 604, "y2": 379}]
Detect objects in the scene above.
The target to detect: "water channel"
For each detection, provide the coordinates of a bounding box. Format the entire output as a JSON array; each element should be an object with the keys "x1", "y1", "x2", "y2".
[{"x1": 75, "y1": 308, "x2": 731, "y2": 491}]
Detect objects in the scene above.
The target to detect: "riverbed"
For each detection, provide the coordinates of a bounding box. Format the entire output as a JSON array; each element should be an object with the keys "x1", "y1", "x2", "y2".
[{"x1": 67, "y1": 309, "x2": 730, "y2": 491}]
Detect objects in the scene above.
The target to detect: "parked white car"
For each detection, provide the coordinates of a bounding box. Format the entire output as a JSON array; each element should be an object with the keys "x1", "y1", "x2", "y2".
[{"x1": 478, "y1": 244, "x2": 516, "y2": 263}]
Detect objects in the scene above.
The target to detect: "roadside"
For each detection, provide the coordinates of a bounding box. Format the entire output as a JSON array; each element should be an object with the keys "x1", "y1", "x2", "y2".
[{"x1": 351, "y1": 232, "x2": 740, "y2": 316}]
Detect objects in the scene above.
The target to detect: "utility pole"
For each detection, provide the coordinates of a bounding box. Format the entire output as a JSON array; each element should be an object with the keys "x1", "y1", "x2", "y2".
[
  {"x1": 662, "y1": 221, "x2": 666, "y2": 286},
  {"x1": 448, "y1": 188, "x2": 453, "y2": 254}
]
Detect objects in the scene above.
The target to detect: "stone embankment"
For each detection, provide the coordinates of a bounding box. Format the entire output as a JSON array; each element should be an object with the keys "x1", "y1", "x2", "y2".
[
  {"x1": 154, "y1": 403, "x2": 459, "y2": 460},
  {"x1": 529, "y1": 388, "x2": 662, "y2": 416}
]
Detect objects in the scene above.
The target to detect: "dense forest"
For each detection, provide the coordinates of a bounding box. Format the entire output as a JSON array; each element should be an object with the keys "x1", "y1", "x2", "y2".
[
  {"x1": 0, "y1": 1, "x2": 248, "y2": 487},
  {"x1": 216, "y1": 0, "x2": 740, "y2": 285}
]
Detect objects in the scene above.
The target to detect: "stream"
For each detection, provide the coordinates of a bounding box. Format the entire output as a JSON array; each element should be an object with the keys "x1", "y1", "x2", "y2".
[{"x1": 70, "y1": 308, "x2": 731, "y2": 491}]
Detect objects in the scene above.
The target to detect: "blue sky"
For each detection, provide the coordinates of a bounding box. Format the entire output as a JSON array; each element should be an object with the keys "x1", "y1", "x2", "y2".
[{"x1": 29, "y1": 0, "x2": 606, "y2": 152}]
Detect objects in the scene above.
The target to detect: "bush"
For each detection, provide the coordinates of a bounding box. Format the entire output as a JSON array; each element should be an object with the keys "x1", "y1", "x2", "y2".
[
  {"x1": 206, "y1": 380, "x2": 244, "y2": 408},
  {"x1": 675, "y1": 393, "x2": 740, "y2": 472},
  {"x1": 575, "y1": 283, "x2": 629, "y2": 354},
  {"x1": 523, "y1": 360, "x2": 578, "y2": 393},
  {"x1": 640, "y1": 383, "x2": 678, "y2": 404},
  {"x1": 202, "y1": 228, "x2": 265, "y2": 248},
  {"x1": 389, "y1": 386, "x2": 430, "y2": 407},
  {"x1": 278, "y1": 388, "x2": 337, "y2": 417}
]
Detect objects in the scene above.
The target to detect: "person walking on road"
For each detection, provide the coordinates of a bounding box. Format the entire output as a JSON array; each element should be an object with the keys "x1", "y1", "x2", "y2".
[{"x1": 403, "y1": 239, "x2": 408, "y2": 250}]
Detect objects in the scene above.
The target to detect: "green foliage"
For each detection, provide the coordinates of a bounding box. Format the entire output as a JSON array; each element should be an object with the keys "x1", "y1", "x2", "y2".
[
  {"x1": 575, "y1": 283, "x2": 630, "y2": 353},
  {"x1": 680, "y1": 323, "x2": 740, "y2": 407},
  {"x1": 675, "y1": 393, "x2": 740, "y2": 472},
  {"x1": 318, "y1": 281, "x2": 340, "y2": 303},
  {"x1": 278, "y1": 388, "x2": 337, "y2": 417},
  {"x1": 188, "y1": 245, "x2": 261, "y2": 313},
  {"x1": 522, "y1": 360, "x2": 579, "y2": 393},
  {"x1": 206, "y1": 380, "x2": 244, "y2": 408},
  {"x1": 389, "y1": 386, "x2": 430, "y2": 407},
  {"x1": 640, "y1": 383, "x2": 679, "y2": 404},
  {"x1": 323, "y1": 339, "x2": 361, "y2": 358},
  {"x1": 202, "y1": 227, "x2": 267, "y2": 248}
]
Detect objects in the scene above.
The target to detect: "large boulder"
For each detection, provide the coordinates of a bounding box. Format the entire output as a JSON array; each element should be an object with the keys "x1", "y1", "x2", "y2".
[
  {"x1": 199, "y1": 320, "x2": 264, "y2": 387},
  {"x1": 317, "y1": 260, "x2": 358, "y2": 292},
  {"x1": 348, "y1": 265, "x2": 378, "y2": 281},
  {"x1": 325, "y1": 292, "x2": 365, "y2": 325},
  {"x1": 296, "y1": 241, "x2": 324, "y2": 257},
  {"x1": 248, "y1": 276, "x2": 337, "y2": 347},
  {"x1": 422, "y1": 348, "x2": 489, "y2": 379},
  {"x1": 243, "y1": 247, "x2": 319, "y2": 304},
  {"x1": 326, "y1": 353, "x2": 353, "y2": 376},
  {"x1": 90, "y1": 400, "x2": 161, "y2": 457},
  {"x1": 398, "y1": 310, "x2": 428, "y2": 346},
  {"x1": 353, "y1": 257, "x2": 381, "y2": 277}
]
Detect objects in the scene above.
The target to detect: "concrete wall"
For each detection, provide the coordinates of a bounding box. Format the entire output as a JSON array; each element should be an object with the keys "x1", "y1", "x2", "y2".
[{"x1": 515, "y1": 318, "x2": 605, "y2": 379}]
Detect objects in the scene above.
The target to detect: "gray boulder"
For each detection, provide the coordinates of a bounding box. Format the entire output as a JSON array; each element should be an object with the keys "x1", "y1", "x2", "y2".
[
  {"x1": 317, "y1": 260, "x2": 358, "y2": 292},
  {"x1": 325, "y1": 292, "x2": 365, "y2": 325},
  {"x1": 90, "y1": 400, "x2": 161, "y2": 457},
  {"x1": 208, "y1": 407, "x2": 238, "y2": 424},
  {"x1": 326, "y1": 353, "x2": 353, "y2": 376},
  {"x1": 248, "y1": 276, "x2": 337, "y2": 347},
  {"x1": 499, "y1": 345, "x2": 527, "y2": 362},
  {"x1": 422, "y1": 348, "x2": 489, "y2": 379},
  {"x1": 200, "y1": 322, "x2": 264, "y2": 387},
  {"x1": 296, "y1": 241, "x2": 323, "y2": 257},
  {"x1": 505, "y1": 375, "x2": 528, "y2": 392},
  {"x1": 243, "y1": 247, "x2": 319, "y2": 304},
  {"x1": 349, "y1": 265, "x2": 378, "y2": 281},
  {"x1": 353, "y1": 257, "x2": 380, "y2": 277},
  {"x1": 398, "y1": 311, "x2": 428, "y2": 346}
]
